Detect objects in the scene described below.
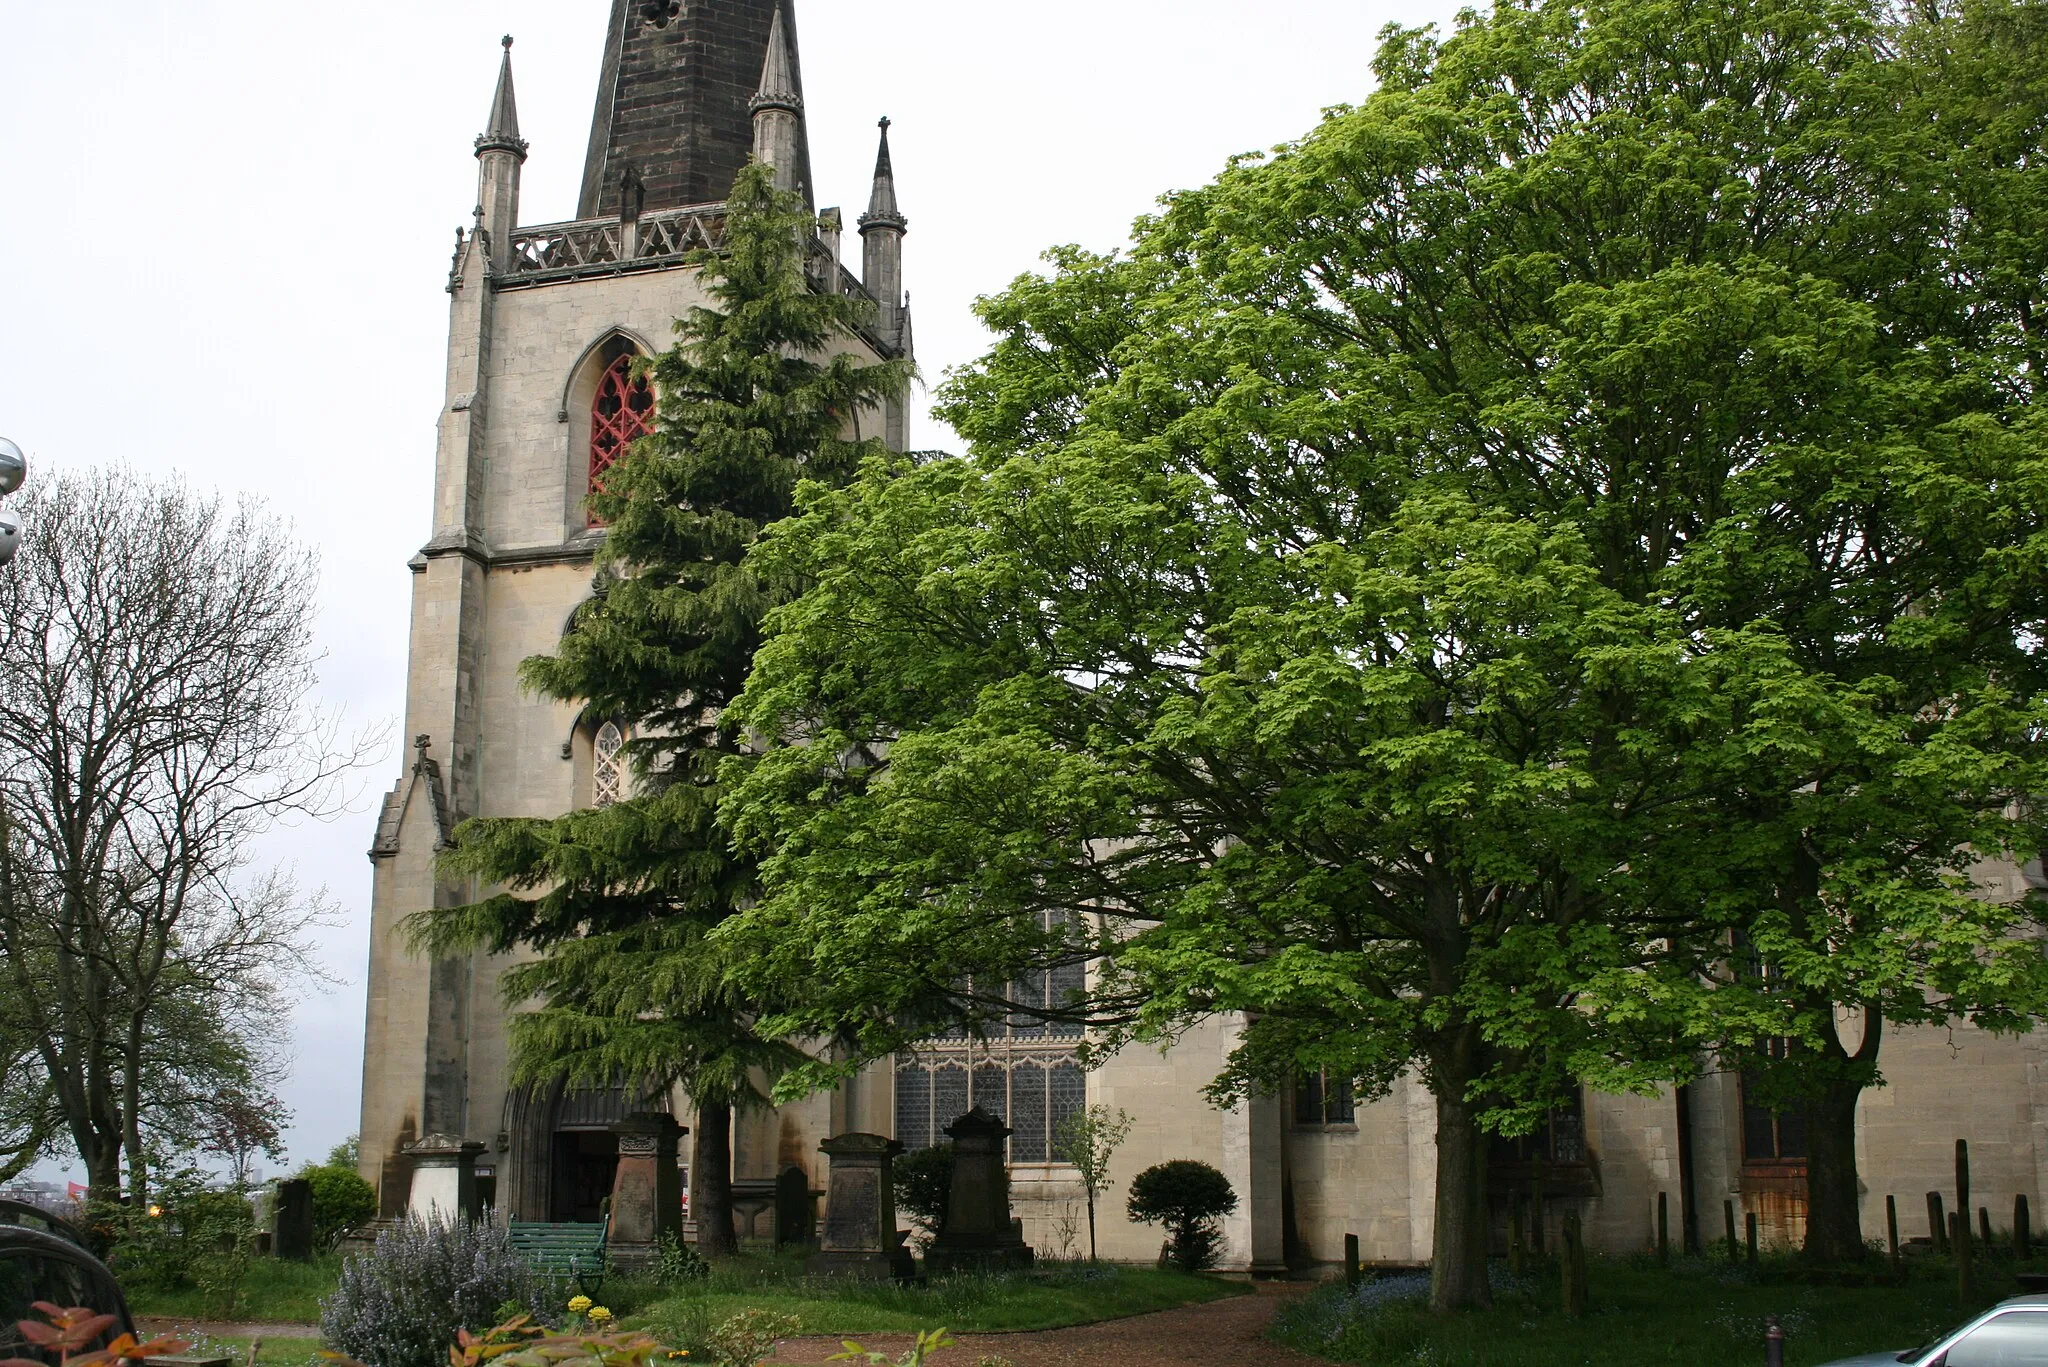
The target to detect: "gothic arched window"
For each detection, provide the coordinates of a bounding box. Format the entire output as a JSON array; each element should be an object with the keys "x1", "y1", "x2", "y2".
[
  {"x1": 593, "y1": 722, "x2": 627, "y2": 808},
  {"x1": 589, "y1": 355, "x2": 655, "y2": 521}
]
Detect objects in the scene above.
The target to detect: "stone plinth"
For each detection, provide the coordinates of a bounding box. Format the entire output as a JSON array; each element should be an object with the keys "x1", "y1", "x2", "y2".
[
  {"x1": 807, "y1": 1133, "x2": 915, "y2": 1282},
  {"x1": 925, "y1": 1107, "x2": 1034, "y2": 1275},
  {"x1": 272, "y1": 1177, "x2": 314, "y2": 1261},
  {"x1": 406, "y1": 1134, "x2": 487, "y2": 1223},
  {"x1": 607, "y1": 1112, "x2": 686, "y2": 1269}
]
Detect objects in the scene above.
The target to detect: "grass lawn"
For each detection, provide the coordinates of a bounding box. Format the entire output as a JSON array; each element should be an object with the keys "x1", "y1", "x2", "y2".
[
  {"x1": 1271, "y1": 1252, "x2": 2035, "y2": 1366},
  {"x1": 621, "y1": 1253, "x2": 1244, "y2": 1340},
  {"x1": 124, "y1": 1254, "x2": 340, "y2": 1324}
]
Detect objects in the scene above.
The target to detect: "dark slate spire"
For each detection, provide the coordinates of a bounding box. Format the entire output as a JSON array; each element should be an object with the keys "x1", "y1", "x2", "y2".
[
  {"x1": 578, "y1": 0, "x2": 813, "y2": 219},
  {"x1": 476, "y1": 35, "x2": 527, "y2": 159},
  {"x1": 751, "y1": 3, "x2": 800, "y2": 114},
  {"x1": 859, "y1": 117, "x2": 905, "y2": 232}
]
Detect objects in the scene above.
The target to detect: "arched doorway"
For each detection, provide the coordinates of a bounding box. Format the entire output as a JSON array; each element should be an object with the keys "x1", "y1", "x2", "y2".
[{"x1": 501, "y1": 1081, "x2": 671, "y2": 1222}]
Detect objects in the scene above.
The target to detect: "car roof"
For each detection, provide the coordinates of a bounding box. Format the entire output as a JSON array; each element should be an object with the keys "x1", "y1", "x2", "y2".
[{"x1": 1995, "y1": 1297, "x2": 2048, "y2": 1309}]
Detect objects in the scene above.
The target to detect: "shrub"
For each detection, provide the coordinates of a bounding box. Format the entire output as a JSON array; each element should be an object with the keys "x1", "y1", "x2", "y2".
[
  {"x1": 320, "y1": 1214, "x2": 554, "y2": 1367},
  {"x1": 1126, "y1": 1160, "x2": 1237, "y2": 1272},
  {"x1": 654, "y1": 1231, "x2": 710, "y2": 1287},
  {"x1": 893, "y1": 1144, "x2": 954, "y2": 1247},
  {"x1": 300, "y1": 1163, "x2": 377, "y2": 1248},
  {"x1": 108, "y1": 1165, "x2": 256, "y2": 1299}
]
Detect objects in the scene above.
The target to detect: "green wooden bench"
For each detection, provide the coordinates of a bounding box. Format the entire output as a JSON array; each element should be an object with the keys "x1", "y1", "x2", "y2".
[{"x1": 507, "y1": 1221, "x2": 608, "y2": 1293}]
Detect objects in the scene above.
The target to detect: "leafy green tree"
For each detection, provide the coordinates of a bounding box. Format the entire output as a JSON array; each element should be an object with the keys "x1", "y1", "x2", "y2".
[
  {"x1": 722, "y1": 0, "x2": 2048, "y2": 1301},
  {"x1": 1053, "y1": 1105, "x2": 1133, "y2": 1263},
  {"x1": 299, "y1": 1161, "x2": 376, "y2": 1248},
  {"x1": 413, "y1": 162, "x2": 908, "y2": 1256}
]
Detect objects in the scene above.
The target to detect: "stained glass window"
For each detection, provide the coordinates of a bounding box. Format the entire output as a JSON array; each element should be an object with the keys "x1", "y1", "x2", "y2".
[{"x1": 589, "y1": 354, "x2": 656, "y2": 520}]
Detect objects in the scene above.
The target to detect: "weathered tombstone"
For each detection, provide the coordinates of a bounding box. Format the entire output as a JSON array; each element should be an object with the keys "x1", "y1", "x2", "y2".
[
  {"x1": 774, "y1": 1165, "x2": 815, "y2": 1247},
  {"x1": 608, "y1": 1113, "x2": 686, "y2": 1270},
  {"x1": 807, "y1": 1133, "x2": 915, "y2": 1282},
  {"x1": 405, "y1": 1134, "x2": 487, "y2": 1223},
  {"x1": 1982, "y1": 1207, "x2": 1996, "y2": 1250},
  {"x1": 1724, "y1": 1200, "x2": 1739, "y2": 1262},
  {"x1": 1657, "y1": 1191, "x2": 1670, "y2": 1265},
  {"x1": 925, "y1": 1107, "x2": 1033, "y2": 1275},
  {"x1": 1953, "y1": 1210, "x2": 1974, "y2": 1305},
  {"x1": 1887, "y1": 1195, "x2": 1901, "y2": 1269},
  {"x1": 1344, "y1": 1232, "x2": 1361, "y2": 1288},
  {"x1": 1561, "y1": 1213, "x2": 1589, "y2": 1318},
  {"x1": 2017, "y1": 1194, "x2": 2032, "y2": 1260},
  {"x1": 1930, "y1": 1192, "x2": 1949, "y2": 1253},
  {"x1": 273, "y1": 1177, "x2": 315, "y2": 1261},
  {"x1": 1745, "y1": 1212, "x2": 1759, "y2": 1266}
]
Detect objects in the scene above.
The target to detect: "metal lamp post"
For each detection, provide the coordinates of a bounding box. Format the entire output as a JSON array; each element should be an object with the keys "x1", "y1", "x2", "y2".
[{"x1": 0, "y1": 437, "x2": 25, "y2": 566}]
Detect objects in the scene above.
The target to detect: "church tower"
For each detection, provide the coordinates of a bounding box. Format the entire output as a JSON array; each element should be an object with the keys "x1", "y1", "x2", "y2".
[{"x1": 357, "y1": 0, "x2": 912, "y2": 1223}]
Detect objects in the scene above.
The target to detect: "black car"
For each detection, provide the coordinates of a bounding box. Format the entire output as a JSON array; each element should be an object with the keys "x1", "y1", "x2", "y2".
[{"x1": 0, "y1": 1225, "x2": 135, "y2": 1363}]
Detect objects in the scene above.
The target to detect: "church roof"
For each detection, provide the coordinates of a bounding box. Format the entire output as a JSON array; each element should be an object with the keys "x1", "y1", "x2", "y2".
[{"x1": 578, "y1": 0, "x2": 814, "y2": 219}]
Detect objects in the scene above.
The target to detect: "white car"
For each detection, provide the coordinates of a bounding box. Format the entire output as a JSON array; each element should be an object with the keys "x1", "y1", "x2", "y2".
[{"x1": 1823, "y1": 1296, "x2": 2048, "y2": 1366}]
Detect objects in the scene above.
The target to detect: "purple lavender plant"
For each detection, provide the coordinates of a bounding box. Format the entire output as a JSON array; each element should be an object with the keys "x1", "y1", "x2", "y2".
[{"x1": 320, "y1": 1214, "x2": 557, "y2": 1367}]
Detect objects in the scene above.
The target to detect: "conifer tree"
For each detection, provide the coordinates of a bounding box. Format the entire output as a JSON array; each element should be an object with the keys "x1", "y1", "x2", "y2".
[{"x1": 412, "y1": 163, "x2": 909, "y2": 1255}]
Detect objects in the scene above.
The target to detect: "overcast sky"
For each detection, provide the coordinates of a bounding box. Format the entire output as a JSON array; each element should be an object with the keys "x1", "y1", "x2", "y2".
[{"x1": 0, "y1": 0, "x2": 1466, "y2": 1180}]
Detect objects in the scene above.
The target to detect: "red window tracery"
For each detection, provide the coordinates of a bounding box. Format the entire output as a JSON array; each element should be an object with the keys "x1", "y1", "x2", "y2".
[{"x1": 589, "y1": 355, "x2": 656, "y2": 521}]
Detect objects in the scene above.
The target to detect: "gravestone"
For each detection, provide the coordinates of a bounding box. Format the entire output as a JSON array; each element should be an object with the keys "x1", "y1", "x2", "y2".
[
  {"x1": 924, "y1": 1107, "x2": 1033, "y2": 1275},
  {"x1": 608, "y1": 1112, "x2": 686, "y2": 1269},
  {"x1": 273, "y1": 1177, "x2": 315, "y2": 1261},
  {"x1": 774, "y1": 1164, "x2": 815, "y2": 1247},
  {"x1": 807, "y1": 1133, "x2": 915, "y2": 1282},
  {"x1": 405, "y1": 1134, "x2": 488, "y2": 1223}
]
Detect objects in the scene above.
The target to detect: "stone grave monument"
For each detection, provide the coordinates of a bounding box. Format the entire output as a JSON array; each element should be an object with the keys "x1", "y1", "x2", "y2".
[
  {"x1": 775, "y1": 1164, "x2": 815, "y2": 1247},
  {"x1": 405, "y1": 1134, "x2": 487, "y2": 1223},
  {"x1": 272, "y1": 1177, "x2": 314, "y2": 1261},
  {"x1": 924, "y1": 1107, "x2": 1034, "y2": 1275},
  {"x1": 807, "y1": 1133, "x2": 915, "y2": 1281},
  {"x1": 608, "y1": 1112, "x2": 686, "y2": 1269}
]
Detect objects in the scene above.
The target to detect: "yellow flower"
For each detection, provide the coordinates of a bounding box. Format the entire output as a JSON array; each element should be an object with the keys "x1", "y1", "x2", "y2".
[
  {"x1": 567, "y1": 1296, "x2": 593, "y2": 1314},
  {"x1": 587, "y1": 1308, "x2": 613, "y2": 1324}
]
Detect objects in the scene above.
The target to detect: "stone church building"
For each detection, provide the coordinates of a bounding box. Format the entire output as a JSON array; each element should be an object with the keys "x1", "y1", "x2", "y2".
[{"x1": 358, "y1": 0, "x2": 2048, "y2": 1271}]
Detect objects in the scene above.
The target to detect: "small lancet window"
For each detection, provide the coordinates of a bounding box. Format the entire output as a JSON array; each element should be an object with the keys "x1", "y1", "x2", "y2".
[
  {"x1": 589, "y1": 355, "x2": 656, "y2": 521},
  {"x1": 593, "y1": 722, "x2": 627, "y2": 808}
]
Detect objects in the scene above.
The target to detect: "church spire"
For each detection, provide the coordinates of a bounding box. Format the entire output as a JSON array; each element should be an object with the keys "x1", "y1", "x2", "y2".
[
  {"x1": 474, "y1": 36, "x2": 528, "y2": 272},
  {"x1": 860, "y1": 117, "x2": 909, "y2": 367},
  {"x1": 750, "y1": 4, "x2": 805, "y2": 197},
  {"x1": 579, "y1": 0, "x2": 813, "y2": 219},
  {"x1": 478, "y1": 35, "x2": 525, "y2": 154}
]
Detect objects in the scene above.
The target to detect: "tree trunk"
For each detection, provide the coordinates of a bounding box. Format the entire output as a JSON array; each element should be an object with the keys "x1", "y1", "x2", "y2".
[
  {"x1": 691, "y1": 1099, "x2": 738, "y2": 1257},
  {"x1": 1086, "y1": 1190, "x2": 1098, "y2": 1262},
  {"x1": 1802, "y1": 1007, "x2": 1879, "y2": 1264},
  {"x1": 1803, "y1": 1077, "x2": 1867, "y2": 1262},
  {"x1": 1428, "y1": 1043, "x2": 1493, "y2": 1311}
]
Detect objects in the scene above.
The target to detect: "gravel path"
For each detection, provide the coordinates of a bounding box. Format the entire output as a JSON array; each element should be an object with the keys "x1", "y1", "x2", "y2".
[
  {"x1": 135, "y1": 1319, "x2": 321, "y2": 1342},
  {"x1": 766, "y1": 1283, "x2": 1321, "y2": 1367}
]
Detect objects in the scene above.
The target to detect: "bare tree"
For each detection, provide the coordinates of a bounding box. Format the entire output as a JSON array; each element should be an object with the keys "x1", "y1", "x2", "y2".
[{"x1": 0, "y1": 466, "x2": 376, "y2": 1203}]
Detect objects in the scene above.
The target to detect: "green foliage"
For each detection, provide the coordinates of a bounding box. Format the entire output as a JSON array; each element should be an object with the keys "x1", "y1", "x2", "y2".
[
  {"x1": 1126, "y1": 1162, "x2": 1236, "y2": 1273},
  {"x1": 1052, "y1": 1107, "x2": 1132, "y2": 1262},
  {"x1": 108, "y1": 1164, "x2": 256, "y2": 1304},
  {"x1": 891, "y1": 1145, "x2": 953, "y2": 1247},
  {"x1": 654, "y1": 1232, "x2": 710, "y2": 1289},
  {"x1": 704, "y1": 1309, "x2": 803, "y2": 1367},
  {"x1": 123, "y1": 1253, "x2": 344, "y2": 1324},
  {"x1": 828, "y1": 1327, "x2": 954, "y2": 1367},
  {"x1": 720, "y1": 0, "x2": 2048, "y2": 1303},
  {"x1": 299, "y1": 1163, "x2": 376, "y2": 1249},
  {"x1": 328, "y1": 1136, "x2": 362, "y2": 1171}
]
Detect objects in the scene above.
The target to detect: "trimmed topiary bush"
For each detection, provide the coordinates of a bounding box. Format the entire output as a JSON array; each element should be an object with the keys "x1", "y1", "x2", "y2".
[
  {"x1": 1127, "y1": 1160, "x2": 1238, "y2": 1272},
  {"x1": 321, "y1": 1214, "x2": 554, "y2": 1367}
]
